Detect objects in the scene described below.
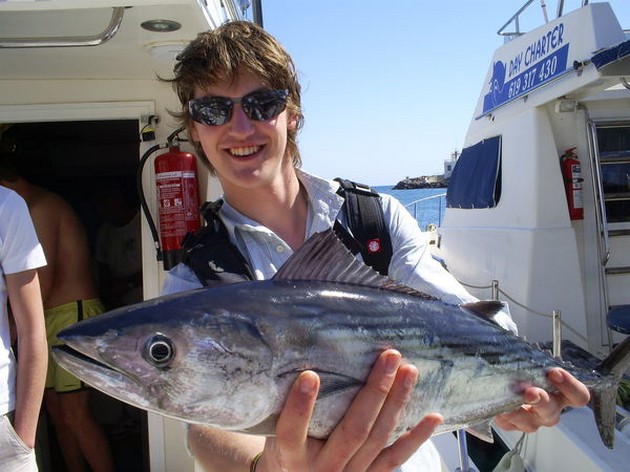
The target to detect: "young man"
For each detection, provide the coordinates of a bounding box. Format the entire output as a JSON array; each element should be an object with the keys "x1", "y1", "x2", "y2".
[
  {"x1": 0, "y1": 164, "x2": 115, "y2": 472},
  {"x1": 0, "y1": 185, "x2": 47, "y2": 471},
  {"x1": 162, "y1": 21, "x2": 590, "y2": 472}
]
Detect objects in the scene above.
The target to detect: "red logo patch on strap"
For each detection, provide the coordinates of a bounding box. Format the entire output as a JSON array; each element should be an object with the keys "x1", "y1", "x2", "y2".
[{"x1": 366, "y1": 238, "x2": 382, "y2": 254}]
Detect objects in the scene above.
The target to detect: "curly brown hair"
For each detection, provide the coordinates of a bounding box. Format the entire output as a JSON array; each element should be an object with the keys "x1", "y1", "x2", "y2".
[{"x1": 163, "y1": 21, "x2": 304, "y2": 173}]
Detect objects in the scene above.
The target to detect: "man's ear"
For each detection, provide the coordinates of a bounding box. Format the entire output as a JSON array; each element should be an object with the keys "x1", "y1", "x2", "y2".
[
  {"x1": 189, "y1": 125, "x2": 199, "y2": 143},
  {"x1": 287, "y1": 114, "x2": 298, "y2": 131}
]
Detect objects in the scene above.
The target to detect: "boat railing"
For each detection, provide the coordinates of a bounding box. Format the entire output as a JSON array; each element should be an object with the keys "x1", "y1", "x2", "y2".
[
  {"x1": 404, "y1": 193, "x2": 446, "y2": 230},
  {"x1": 497, "y1": 0, "x2": 590, "y2": 39}
]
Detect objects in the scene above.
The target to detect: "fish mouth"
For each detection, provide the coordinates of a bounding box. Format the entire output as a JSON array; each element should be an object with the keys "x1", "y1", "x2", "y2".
[
  {"x1": 52, "y1": 345, "x2": 150, "y2": 409},
  {"x1": 53, "y1": 345, "x2": 108, "y2": 370}
]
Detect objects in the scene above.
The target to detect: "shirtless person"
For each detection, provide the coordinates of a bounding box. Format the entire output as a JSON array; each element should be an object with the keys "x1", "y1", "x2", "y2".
[{"x1": 0, "y1": 158, "x2": 114, "y2": 472}]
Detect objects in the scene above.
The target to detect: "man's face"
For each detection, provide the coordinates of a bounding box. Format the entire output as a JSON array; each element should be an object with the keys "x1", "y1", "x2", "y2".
[{"x1": 189, "y1": 71, "x2": 297, "y2": 196}]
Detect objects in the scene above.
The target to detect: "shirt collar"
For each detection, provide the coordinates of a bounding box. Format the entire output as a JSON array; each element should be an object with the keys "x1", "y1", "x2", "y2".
[{"x1": 217, "y1": 169, "x2": 345, "y2": 239}]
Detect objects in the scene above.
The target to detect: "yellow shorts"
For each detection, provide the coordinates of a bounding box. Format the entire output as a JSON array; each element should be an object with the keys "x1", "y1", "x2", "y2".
[{"x1": 45, "y1": 299, "x2": 105, "y2": 393}]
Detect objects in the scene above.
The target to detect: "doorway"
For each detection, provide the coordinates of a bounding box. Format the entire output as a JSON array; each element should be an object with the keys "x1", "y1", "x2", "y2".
[{"x1": 0, "y1": 119, "x2": 148, "y2": 472}]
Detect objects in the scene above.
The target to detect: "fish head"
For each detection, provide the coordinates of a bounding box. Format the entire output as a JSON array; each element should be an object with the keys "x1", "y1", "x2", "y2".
[{"x1": 52, "y1": 289, "x2": 278, "y2": 430}]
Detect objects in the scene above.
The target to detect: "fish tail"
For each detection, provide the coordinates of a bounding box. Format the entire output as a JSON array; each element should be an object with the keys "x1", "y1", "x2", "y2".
[{"x1": 592, "y1": 335, "x2": 630, "y2": 449}]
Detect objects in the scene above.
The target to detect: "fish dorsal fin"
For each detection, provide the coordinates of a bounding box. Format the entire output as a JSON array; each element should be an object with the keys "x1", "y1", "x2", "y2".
[
  {"x1": 463, "y1": 301, "x2": 505, "y2": 325},
  {"x1": 274, "y1": 230, "x2": 436, "y2": 300},
  {"x1": 274, "y1": 229, "x2": 385, "y2": 286}
]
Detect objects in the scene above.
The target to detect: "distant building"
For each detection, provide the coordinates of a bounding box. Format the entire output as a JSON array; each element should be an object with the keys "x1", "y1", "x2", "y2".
[
  {"x1": 443, "y1": 150, "x2": 459, "y2": 179},
  {"x1": 392, "y1": 150, "x2": 459, "y2": 189}
]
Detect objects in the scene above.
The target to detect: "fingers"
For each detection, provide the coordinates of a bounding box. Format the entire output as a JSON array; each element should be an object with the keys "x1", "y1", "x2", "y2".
[
  {"x1": 546, "y1": 368, "x2": 590, "y2": 408},
  {"x1": 320, "y1": 349, "x2": 403, "y2": 468},
  {"x1": 494, "y1": 404, "x2": 542, "y2": 432},
  {"x1": 370, "y1": 413, "x2": 443, "y2": 471},
  {"x1": 497, "y1": 383, "x2": 562, "y2": 431},
  {"x1": 274, "y1": 350, "x2": 438, "y2": 472},
  {"x1": 344, "y1": 362, "x2": 419, "y2": 470},
  {"x1": 274, "y1": 370, "x2": 321, "y2": 467},
  {"x1": 494, "y1": 368, "x2": 591, "y2": 434}
]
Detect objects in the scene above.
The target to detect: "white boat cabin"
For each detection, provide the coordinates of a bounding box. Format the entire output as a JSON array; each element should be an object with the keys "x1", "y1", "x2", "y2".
[
  {"x1": 437, "y1": 1, "x2": 630, "y2": 356},
  {"x1": 3, "y1": 1, "x2": 630, "y2": 471},
  {"x1": 0, "y1": 1, "x2": 255, "y2": 470},
  {"x1": 435, "y1": 1, "x2": 630, "y2": 470}
]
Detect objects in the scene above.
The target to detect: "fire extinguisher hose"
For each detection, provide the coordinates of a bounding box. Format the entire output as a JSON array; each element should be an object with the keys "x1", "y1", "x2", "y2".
[
  {"x1": 137, "y1": 127, "x2": 191, "y2": 264},
  {"x1": 137, "y1": 142, "x2": 167, "y2": 261}
]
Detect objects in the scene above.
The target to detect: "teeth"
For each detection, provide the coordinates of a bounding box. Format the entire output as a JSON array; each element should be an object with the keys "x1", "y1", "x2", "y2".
[{"x1": 230, "y1": 146, "x2": 259, "y2": 157}]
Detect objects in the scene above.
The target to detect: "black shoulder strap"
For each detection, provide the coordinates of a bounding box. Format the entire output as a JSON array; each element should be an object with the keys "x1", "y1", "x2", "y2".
[
  {"x1": 180, "y1": 200, "x2": 255, "y2": 286},
  {"x1": 182, "y1": 180, "x2": 393, "y2": 286},
  {"x1": 334, "y1": 178, "x2": 393, "y2": 276}
]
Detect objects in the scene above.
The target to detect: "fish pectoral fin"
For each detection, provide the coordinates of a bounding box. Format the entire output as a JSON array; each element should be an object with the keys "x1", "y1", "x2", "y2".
[
  {"x1": 465, "y1": 421, "x2": 495, "y2": 443},
  {"x1": 315, "y1": 371, "x2": 363, "y2": 398}
]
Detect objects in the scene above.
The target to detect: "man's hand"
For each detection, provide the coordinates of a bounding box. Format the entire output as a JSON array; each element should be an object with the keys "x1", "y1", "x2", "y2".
[
  {"x1": 259, "y1": 349, "x2": 442, "y2": 472},
  {"x1": 494, "y1": 367, "x2": 590, "y2": 433}
]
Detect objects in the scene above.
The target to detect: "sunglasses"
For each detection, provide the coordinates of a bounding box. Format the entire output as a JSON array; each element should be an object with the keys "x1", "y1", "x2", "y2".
[{"x1": 188, "y1": 89, "x2": 289, "y2": 126}]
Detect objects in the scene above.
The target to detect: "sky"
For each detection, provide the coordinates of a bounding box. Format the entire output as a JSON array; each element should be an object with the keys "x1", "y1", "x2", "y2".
[{"x1": 252, "y1": 1, "x2": 630, "y2": 186}]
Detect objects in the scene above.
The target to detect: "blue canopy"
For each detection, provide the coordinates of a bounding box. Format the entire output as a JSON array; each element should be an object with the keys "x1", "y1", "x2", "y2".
[
  {"x1": 446, "y1": 136, "x2": 502, "y2": 209},
  {"x1": 591, "y1": 39, "x2": 630, "y2": 70}
]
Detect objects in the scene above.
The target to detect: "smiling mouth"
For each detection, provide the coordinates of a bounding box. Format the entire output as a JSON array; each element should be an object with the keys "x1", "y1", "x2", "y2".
[{"x1": 229, "y1": 145, "x2": 261, "y2": 157}]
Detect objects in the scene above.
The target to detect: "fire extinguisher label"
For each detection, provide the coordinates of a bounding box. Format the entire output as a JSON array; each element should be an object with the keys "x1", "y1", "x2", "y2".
[
  {"x1": 156, "y1": 171, "x2": 200, "y2": 250},
  {"x1": 571, "y1": 164, "x2": 583, "y2": 209},
  {"x1": 560, "y1": 151, "x2": 584, "y2": 220}
]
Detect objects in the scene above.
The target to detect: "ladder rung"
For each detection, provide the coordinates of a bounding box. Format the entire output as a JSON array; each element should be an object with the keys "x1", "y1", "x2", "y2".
[
  {"x1": 606, "y1": 266, "x2": 630, "y2": 275},
  {"x1": 609, "y1": 229, "x2": 630, "y2": 237}
]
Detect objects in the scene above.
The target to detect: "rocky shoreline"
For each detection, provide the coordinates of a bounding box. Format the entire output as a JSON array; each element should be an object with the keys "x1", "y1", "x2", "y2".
[{"x1": 392, "y1": 176, "x2": 448, "y2": 190}]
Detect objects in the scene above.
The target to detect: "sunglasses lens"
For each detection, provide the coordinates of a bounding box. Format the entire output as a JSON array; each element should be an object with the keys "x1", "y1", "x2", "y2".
[
  {"x1": 188, "y1": 90, "x2": 288, "y2": 126},
  {"x1": 242, "y1": 90, "x2": 288, "y2": 122},
  {"x1": 188, "y1": 97, "x2": 232, "y2": 126}
]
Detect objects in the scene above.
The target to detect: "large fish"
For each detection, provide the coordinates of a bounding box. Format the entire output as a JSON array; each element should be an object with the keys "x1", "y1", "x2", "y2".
[{"x1": 53, "y1": 230, "x2": 630, "y2": 448}]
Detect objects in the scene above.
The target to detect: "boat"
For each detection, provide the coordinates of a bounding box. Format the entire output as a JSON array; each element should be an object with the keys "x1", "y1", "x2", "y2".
[
  {"x1": 3, "y1": 1, "x2": 630, "y2": 471},
  {"x1": 0, "y1": 1, "x2": 255, "y2": 470},
  {"x1": 432, "y1": 1, "x2": 630, "y2": 470}
]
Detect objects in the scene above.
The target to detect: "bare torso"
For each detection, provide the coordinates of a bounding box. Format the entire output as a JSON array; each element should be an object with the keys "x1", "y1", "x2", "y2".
[{"x1": 14, "y1": 182, "x2": 99, "y2": 309}]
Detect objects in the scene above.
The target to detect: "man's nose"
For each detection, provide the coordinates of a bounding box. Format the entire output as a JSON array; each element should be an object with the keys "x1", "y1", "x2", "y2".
[{"x1": 227, "y1": 103, "x2": 255, "y2": 136}]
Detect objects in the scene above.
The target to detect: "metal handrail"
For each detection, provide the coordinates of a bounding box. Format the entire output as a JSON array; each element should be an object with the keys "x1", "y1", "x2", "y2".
[
  {"x1": 585, "y1": 112, "x2": 615, "y2": 348},
  {"x1": 404, "y1": 193, "x2": 447, "y2": 227},
  {"x1": 0, "y1": 7, "x2": 124, "y2": 48},
  {"x1": 587, "y1": 118, "x2": 611, "y2": 266},
  {"x1": 497, "y1": 0, "x2": 589, "y2": 38},
  {"x1": 497, "y1": 0, "x2": 540, "y2": 38}
]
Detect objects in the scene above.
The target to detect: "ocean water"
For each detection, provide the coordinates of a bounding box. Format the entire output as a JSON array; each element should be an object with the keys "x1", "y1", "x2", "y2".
[{"x1": 374, "y1": 186, "x2": 447, "y2": 230}]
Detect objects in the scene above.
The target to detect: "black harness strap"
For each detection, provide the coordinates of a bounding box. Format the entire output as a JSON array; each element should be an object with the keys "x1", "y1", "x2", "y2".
[
  {"x1": 334, "y1": 178, "x2": 393, "y2": 276},
  {"x1": 181, "y1": 200, "x2": 254, "y2": 286},
  {"x1": 181, "y1": 178, "x2": 393, "y2": 285}
]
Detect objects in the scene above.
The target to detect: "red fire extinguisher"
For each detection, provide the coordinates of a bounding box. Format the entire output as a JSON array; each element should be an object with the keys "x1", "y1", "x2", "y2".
[
  {"x1": 560, "y1": 147, "x2": 584, "y2": 220},
  {"x1": 153, "y1": 144, "x2": 201, "y2": 269},
  {"x1": 138, "y1": 127, "x2": 203, "y2": 270}
]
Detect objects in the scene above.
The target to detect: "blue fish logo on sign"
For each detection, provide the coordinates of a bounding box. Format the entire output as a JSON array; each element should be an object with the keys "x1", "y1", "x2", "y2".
[
  {"x1": 482, "y1": 22, "x2": 570, "y2": 114},
  {"x1": 488, "y1": 61, "x2": 507, "y2": 109}
]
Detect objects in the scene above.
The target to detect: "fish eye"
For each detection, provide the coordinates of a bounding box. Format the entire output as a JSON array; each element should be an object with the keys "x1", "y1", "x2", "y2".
[{"x1": 144, "y1": 334, "x2": 175, "y2": 368}]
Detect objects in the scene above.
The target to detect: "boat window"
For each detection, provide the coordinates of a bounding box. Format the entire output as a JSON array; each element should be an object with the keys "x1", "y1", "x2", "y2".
[
  {"x1": 598, "y1": 125, "x2": 630, "y2": 223},
  {"x1": 446, "y1": 136, "x2": 501, "y2": 209}
]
